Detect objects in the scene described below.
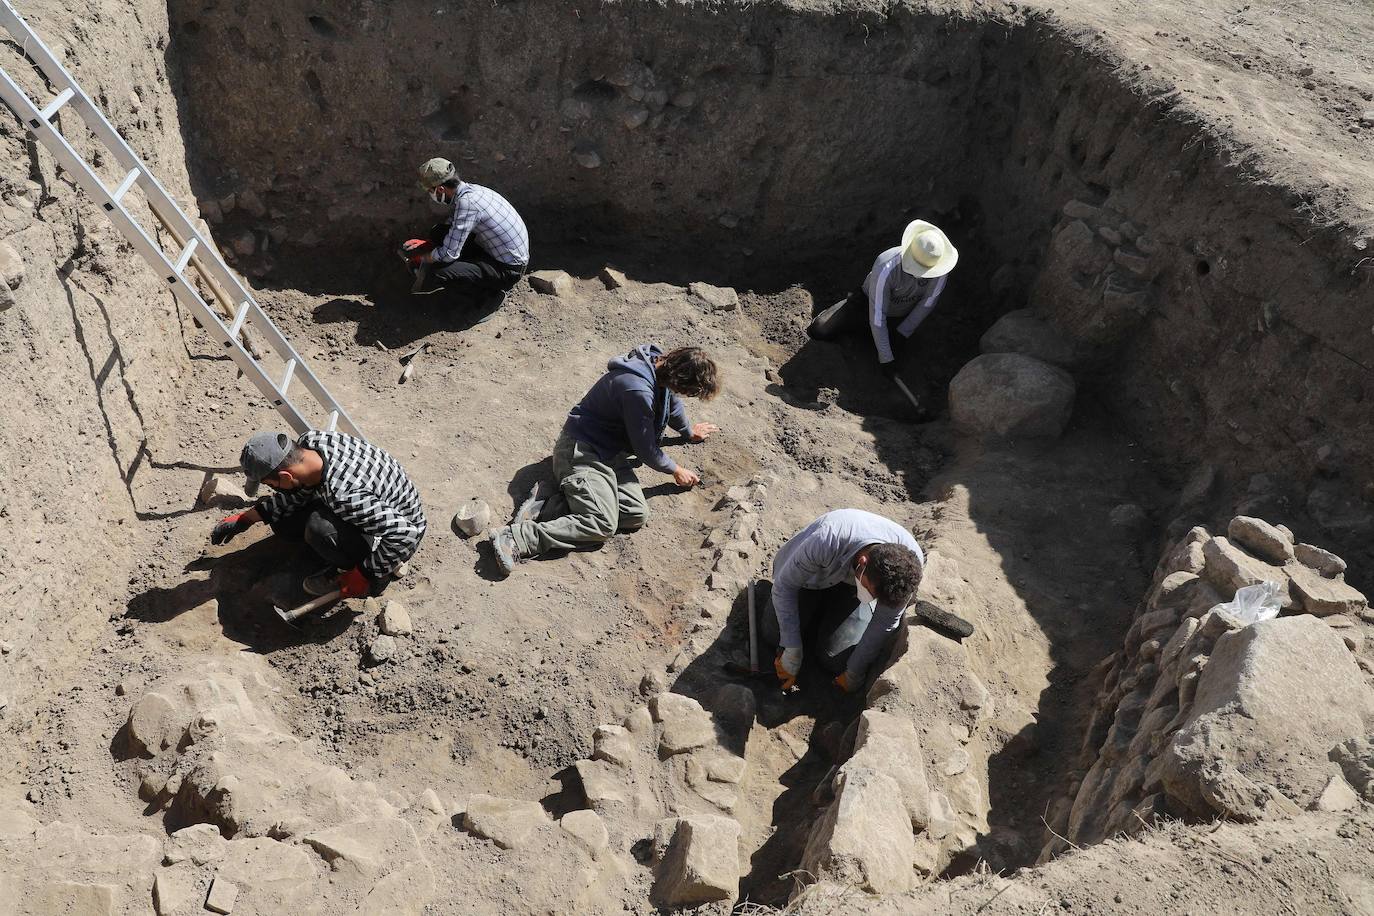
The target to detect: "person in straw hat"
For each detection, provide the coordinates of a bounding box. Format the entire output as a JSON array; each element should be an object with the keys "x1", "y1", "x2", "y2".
[{"x1": 808, "y1": 219, "x2": 958, "y2": 375}]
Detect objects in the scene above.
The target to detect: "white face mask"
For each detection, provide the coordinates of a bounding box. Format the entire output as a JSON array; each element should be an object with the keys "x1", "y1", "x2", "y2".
[
  {"x1": 428, "y1": 187, "x2": 450, "y2": 206},
  {"x1": 855, "y1": 575, "x2": 875, "y2": 606}
]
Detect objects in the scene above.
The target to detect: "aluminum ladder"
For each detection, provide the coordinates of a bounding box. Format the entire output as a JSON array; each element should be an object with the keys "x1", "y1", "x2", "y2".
[{"x1": 0, "y1": 0, "x2": 361, "y2": 437}]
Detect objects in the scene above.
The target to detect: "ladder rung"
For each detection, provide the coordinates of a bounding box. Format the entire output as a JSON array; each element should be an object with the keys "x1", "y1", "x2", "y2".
[
  {"x1": 326, "y1": 410, "x2": 340, "y2": 432},
  {"x1": 279, "y1": 358, "x2": 297, "y2": 394},
  {"x1": 111, "y1": 169, "x2": 139, "y2": 204},
  {"x1": 35, "y1": 86, "x2": 73, "y2": 123},
  {"x1": 174, "y1": 238, "x2": 198, "y2": 274},
  {"x1": 225, "y1": 300, "x2": 251, "y2": 346}
]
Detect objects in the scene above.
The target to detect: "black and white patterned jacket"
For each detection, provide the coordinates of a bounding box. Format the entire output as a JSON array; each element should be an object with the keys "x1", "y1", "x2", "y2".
[{"x1": 254, "y1": 431, "x2": 427, "y2": 579}]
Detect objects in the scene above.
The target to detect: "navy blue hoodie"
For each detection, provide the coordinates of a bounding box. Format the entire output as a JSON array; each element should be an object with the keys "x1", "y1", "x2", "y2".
[{"x1": 564, "y1": 344, "x2": 692, "y2": 474}]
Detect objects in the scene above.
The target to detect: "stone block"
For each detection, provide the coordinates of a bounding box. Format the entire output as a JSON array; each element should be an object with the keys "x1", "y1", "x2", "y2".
[
  {"x1": 688, "y1": 281, "x2": 739, "y2": 311},
  {"x1": 1295, "y1": 543, "x2": 1347, "y2": 578},
  {"x1": 529, "y1": 270, "x2": 574, "y2": 296},
  {"x1": 652, "y1": 815, "x2": 741, "y2": 906},
  {"x1": 598, "y1": 266, "x2": 627, "y2": 289},
  {"x1": 1200, "y1": 537, "x2": 1294, "y2": 607},
  {"x1": 205, "y1": 876, "x2": 239, "y2": 914},
  {"x1": 651, "y1": 693, "x2": 716, "y2": 755},
  {"x1": 451, "y1": 499, "x2": 490, "y2": 537},
  {"x1": 379, "y1": 601, "x2": 412, "y2": 637},
  {"x1": 198, "y1": 474, "x2": 249, "y2": 509},
  {"x1": 461, "y1": 795, "x2": 548, "y2": 850},
  {"x1": 574, "y1": 759, "x2": 629, "y2": 814},
  {"x1": 978, "y1": 309, "x2": 1075, "y2": 367},
  {"x1": 559, "y1": 810, "x2": 609, "y2": 853},
  {"x1": 845, "y1": 710, "x2": 930, "y2": 829},
  {"x1": 1311, "y1": 775, "x2": 1359, "y2": 812},
  {"x1": 164, "y1": 823, "x2": 226, "y2": 866},
  {"x1": 303, "y1": 816, "x2": 420, "y2": 879},
  {"x1": 1162, "y1": 616, "x2": 1374, "y2": 818},
  {"x1": 1226, "y1": 516, "x2": 1294, "y2": 564},
  {"x1": 1287, "y1": 564, "x2": 1367, "y2": 617},
  {"x1": 591, "y1": 724, "x2": 636, "y2": 767},
  {"x1": 949, "y1": 353, "x2": 1075, "y2": 440},
  {"x1": 153, "y1": 866, "x2": 197, "y2": 915},
  {"x1": 800, "y1": 767, "x2": 914, "y2": 894}
]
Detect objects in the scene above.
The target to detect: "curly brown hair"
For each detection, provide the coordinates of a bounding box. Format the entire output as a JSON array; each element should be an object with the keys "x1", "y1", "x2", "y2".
[
  {"x1": 864, "y1": 543, "x2": 924, "y2": 607},
  {"x1": 657, "y1": 347, "x2": 720, "y2": 400}
]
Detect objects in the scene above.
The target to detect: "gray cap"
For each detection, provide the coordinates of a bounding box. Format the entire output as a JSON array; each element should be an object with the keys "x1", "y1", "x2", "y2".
[
  {"x1": 240, "y1": 431, "x2": 292, "y2": 496},
  {"x1": 416, "y1": 157, "x2": 457, "y2": 190}
]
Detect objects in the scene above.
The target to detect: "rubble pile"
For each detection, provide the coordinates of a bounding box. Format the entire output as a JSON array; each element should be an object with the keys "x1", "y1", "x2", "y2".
[{"x1": 1042, "y1": 516, "x2": 1374, "y2": 857}]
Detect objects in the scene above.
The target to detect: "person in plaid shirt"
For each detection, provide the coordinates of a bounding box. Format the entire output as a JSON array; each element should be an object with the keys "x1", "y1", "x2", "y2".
[
  {"x1": 401, "y1": 157, "x2": 529, "y2": 319},
  {"x1": 209, "y1": 430, "x2": 427, "y2": 599}
]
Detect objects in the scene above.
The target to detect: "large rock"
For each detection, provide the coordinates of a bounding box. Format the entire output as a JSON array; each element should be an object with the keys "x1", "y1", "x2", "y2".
[
  {"x1": 1295, "y1": 543, "x2": 1347, "y2": 578},
  {"x1": 461, "y1": 795, "x2": 548, "y2": 850},
  {"x1": 801, "y1": 766, "x2": 915, "y2": 893},
  {"x1": 846, "y1": 710, "x2": 930, "y2": 832},
  {"x1": 978, "y1": 310, "x2": 1075, "y2": 367},
  {"x1": 303, "y1": 816, "x2": 422, "y2": 879},
  {"x1": 688, "y1": 281, "x2": 739, "y2": 312},
  {"x1": 127, "y1": 671, "x2": 262, "y2": 757},
  {"x1": 650, "y1": 693, "x2": 716, "y2": 755},
  {"x1": 652, "y1": 815, "x2": 740, "y2": 906},
  {"x1": 948, "y1": 353, "x2": 1075, "y2": 440},
  {"x1": 1161, "y1": 616, "x2": 1374, "y2": 818},
  {"x1": 1199, "y1": 537, "x2": 1295, "y2": 608},
  {"x1": 1226, "y1": 516, "x2": 1294, "y2": 564},
  {"x1": 1287, "y1": 564, "x2": 1367, "y2": 617}
]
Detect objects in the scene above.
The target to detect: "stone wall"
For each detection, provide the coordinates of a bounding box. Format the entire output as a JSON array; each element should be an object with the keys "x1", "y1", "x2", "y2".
[{"x1": 1041, "y1": 516, "x2": 1374, "y2": 857}]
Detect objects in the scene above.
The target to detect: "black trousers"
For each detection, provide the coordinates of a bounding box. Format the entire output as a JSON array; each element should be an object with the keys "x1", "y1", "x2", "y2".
[
  {"x1": 808, "y1": 291, "x2": 868, "y2": 340},
  {"x1": 427, "y1": 225, "x2": 525, "y2": 294},
  {"x1": 270, "y1": 505, "x2": 370, "y2": 570},
  {"x1": 758, "y1": 581, "x2": 868, "y2": 675}
]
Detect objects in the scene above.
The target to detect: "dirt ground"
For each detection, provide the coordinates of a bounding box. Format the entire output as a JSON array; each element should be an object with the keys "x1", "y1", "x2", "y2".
[{"x1": 4, "y1": 0, "x2": 1374, "y2": 912}]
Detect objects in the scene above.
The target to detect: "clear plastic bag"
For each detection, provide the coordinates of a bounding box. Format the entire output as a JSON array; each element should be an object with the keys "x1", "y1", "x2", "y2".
[{"x1": 1214, "y1": 580, "x2": 1284, "y2": 625}]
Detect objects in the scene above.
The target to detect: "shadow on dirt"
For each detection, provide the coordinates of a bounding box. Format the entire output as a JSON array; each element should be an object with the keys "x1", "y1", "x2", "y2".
[{"x1": 126, "y1": 534, "x2": 362, "y2": 652}]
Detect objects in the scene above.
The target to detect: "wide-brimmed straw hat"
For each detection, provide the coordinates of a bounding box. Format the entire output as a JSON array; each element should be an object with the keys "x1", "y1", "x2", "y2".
[{"x1": 900, "y1": 220, "x2": 958, "y2": 278}]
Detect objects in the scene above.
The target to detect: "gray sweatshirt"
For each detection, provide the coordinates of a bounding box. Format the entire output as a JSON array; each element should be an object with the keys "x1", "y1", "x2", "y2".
[{"x1": 771, "y1": 509, "x2": 924, "y2": 681}]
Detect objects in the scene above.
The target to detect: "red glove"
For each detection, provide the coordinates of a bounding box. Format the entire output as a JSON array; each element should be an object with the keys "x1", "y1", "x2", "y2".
[
  {"x1": 833, "y1": 672, "x2": 855, "y2": 693},
  {"x1": 210, "y1": 513, "x2": 253, "y2": 545},
  {"x1": 338, "y1": 566, "x2": 372, "y2": 598},
  {"x1": 399, "y1": 238, "x2": 433, "y2": 264}
]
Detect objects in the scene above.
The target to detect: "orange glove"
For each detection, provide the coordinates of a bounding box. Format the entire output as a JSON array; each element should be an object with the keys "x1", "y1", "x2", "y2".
[
  {"x1": 773, "y1": 652, "x2": 797, "y2": 690},
  {"x1": 833, "y1": 672, "x2": 854, "y2": 693},
  {"x1": 338, "y1": 566, "x2": 372, "y2": 598}
]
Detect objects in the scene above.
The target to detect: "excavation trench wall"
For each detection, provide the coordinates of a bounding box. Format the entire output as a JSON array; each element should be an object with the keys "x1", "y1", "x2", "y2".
[
  {"x1": 0, "y1": 0, "x2": 203, "y2": 715},
  {"x1": 168, "y1": 0, "x2": 1374, "y2": 577}
]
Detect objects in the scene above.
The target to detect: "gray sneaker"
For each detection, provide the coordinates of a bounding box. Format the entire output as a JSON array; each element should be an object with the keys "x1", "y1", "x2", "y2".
[
  {"x1": 302, "y1": 567, "x2": 339, "y2": 597},
  {"x1": 513, "y1": 481, "x2": 547, "y2": 526},
  {"x1": 491, "y1": 526, "x2": 519, "y2": 577}
]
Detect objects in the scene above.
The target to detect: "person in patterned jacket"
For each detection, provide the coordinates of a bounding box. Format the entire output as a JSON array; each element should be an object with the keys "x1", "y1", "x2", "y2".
[{"x1": 209, "y1": 430, "x2": 427, "y2": 598}]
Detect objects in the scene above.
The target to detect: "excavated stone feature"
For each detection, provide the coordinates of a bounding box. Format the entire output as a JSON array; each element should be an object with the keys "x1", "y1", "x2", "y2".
[
  {"x1": 1295, "y1": 543, "x2": 1347, "y2": 578},
  {"x1": 847, "y1": 710, "x2": 931, "y2": 833},
  {"x1": 1199, "y1": 537, "x2": 1295, "y2": 608},
  {"x1": 688, "y1": 281, "x2": 739, "y2": 312},
  {"x1": 978, "y1": 309, "x2": 1076, "y2": 367},
  {"x1": 461, "y1": 795, "x2": 549, "y2": 850},
  {"x1": 1226, "y1": 516, "x2": 1294, "y2": 565},
  {"x1": 559, "y1": 810, "x2": 609, "y2": 854},
  {"x1": 528, "y1": 269, "x2": 573, "y2": 297},
  {"x1": 1162, "y1": 616, "x2": 1374, "y2": 819},
  {"x1": 126, "y1": 668, "x2": 264, "y2": 756},
  {"x1": 1286, "y1": 564, "x2": 1368, "y2": 617},
  {"x1": 801, "y1": 766, "x2": 916, "y2": 894},
  {"x1": 948, "y1": 353, "x2": 1076, "y2": 439},
  {"x1": 652, "y1": 815, "x2": 740, "y2": 906},
  {"x1": 650, "y1": 693, "x2": 716, "y2": 756}
]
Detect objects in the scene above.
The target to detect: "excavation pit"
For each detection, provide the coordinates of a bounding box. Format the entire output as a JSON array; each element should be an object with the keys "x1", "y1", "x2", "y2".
[{"x1": 3, "y1": 0, "x2": 1374, "y2": 913}]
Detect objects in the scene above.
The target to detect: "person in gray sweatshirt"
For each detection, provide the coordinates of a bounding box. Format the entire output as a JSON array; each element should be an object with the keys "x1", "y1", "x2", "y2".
[
  {"x1": 490, "y1": 344, "x2": 720, "y2": 575},
  {"x1": 761, "y1": 509, "x2": 925, "y2": 692}
]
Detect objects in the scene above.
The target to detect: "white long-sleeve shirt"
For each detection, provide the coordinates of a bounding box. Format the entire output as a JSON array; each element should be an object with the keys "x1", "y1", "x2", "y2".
[
  {"x1": 861, "y1": 246, "x2": 948, "y2": 363},
  {"x1": 771, "y1": 509, "x2": 924, "y2": 680}
]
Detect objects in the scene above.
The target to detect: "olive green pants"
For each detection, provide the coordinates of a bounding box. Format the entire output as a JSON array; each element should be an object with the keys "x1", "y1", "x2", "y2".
[{"x1": 510, "y1": 432, "x2": 648, "y2": 557}]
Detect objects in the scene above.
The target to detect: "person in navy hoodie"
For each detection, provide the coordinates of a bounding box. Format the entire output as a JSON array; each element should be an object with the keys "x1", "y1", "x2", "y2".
[{"x1": 489, "y1": 344, "x2": 720, "y2": 575}]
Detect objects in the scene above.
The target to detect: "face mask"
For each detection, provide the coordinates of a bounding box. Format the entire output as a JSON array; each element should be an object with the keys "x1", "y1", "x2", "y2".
[{"x1": 428, "y1": 187, "x2": 450, "y2": 206}]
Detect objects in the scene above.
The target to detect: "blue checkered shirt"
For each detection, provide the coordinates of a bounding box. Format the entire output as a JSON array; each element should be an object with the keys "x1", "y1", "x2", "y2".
[{"x1": 434, "y1": 182, "x2": 530, "y2": 268}]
